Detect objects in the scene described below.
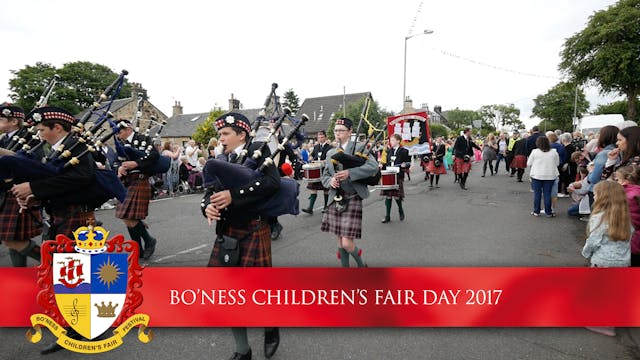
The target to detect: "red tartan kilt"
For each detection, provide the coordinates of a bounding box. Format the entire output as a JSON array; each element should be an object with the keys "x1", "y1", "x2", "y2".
[
  {"x1": 0, "y1": 193, "x2": 42, "y2": 243},
  {"x1": 208, "y1": 219, "x2": 272, "y2": 267},
  {"x1": 425, "y1": 161, "x2": 447, "y2": 175},
  {"x1": 380, "y1": 175, "x2": 404, "y2": 198},
  {"x1": 116, "y1": 174, "x2": 151, "y2": 220},
  {"x1": 306, "y1": 181, "x2": 327, "y2": 191},
  {"x1": 510, "y1": 155, "x2": 527, "y2": 169},
  {"x1": 48, "y1": 207, "x2": 95, "y2": 240},
  {"x1": 454, "y1": 158, "x2": 472, "y2": 174}
]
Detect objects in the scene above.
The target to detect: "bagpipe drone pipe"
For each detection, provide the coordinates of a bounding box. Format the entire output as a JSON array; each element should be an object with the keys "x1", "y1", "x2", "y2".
[
  {"x1": 203, "y1": 107, "x2": 309, "y2": 218},
  {"x1": 0, "y1": 72, "x2": 130, "y2": 208}
]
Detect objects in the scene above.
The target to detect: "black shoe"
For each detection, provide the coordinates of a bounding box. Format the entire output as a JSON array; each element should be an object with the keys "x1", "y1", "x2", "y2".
[
  {"x1": 40, "y1": 342, "x2": 64, "y2": 355},
  {"x1": 301, "y1": 208, "x2": 313, "y2": 215},
  {"x1": 270, "y1": 223, "x2": 283, "y2": 241},
  {"x1": 399, "y1": 212, "x2": 405, "y2": 221},
  {"x1": 381, "y1": 216, "x2": 390, "y2": 223},
  {"x1": 517, "y1": 179, "x2": 523, "y2": 182},
  {"x1": 481, "y1": 174, "x2": 485, "y2": 177},
  {"x1": 264, "y1": 328, "x2": 280, "y2": 359},
  {"x1": 229, "y1": 349, "x2": 252, "y2": 360},
  {"x1": 321, "y1": 206, "x2": 328, "y2": 213},
  {"x1": 143, "y1": 237, "x2": 157, "y2": 260},
  {"x1": 428, "y1": 184, "x2": 433, "y2": 188}
]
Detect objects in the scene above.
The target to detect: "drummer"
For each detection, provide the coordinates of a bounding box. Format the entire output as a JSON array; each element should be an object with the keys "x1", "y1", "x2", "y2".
[
  {"x1": 380, "y1": 134, "x2": 411, "y2": 223},
  {"x1": 301, "y1": 130, "x2": 333, "y2": 215}
]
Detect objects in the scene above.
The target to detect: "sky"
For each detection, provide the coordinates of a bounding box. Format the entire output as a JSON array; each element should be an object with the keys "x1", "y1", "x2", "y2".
[{"x1": 0, "y1": 0, "x2": 623, "y2": 129}]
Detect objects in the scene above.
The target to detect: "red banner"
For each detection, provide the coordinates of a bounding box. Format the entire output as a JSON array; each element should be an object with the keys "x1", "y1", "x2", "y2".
[{"x1": 3, "y1": 267, "x2": 640, "y2": 327}]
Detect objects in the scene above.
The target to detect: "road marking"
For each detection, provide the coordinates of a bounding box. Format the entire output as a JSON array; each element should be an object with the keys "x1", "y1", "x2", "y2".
[{"x1": 153, "y1": 244, "x2": 209, "y2": 263}]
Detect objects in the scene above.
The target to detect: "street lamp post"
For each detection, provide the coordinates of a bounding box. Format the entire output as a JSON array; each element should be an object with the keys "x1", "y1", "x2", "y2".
[{"x1": 403, "y1": 29, "x2": 434, "y2": 114}]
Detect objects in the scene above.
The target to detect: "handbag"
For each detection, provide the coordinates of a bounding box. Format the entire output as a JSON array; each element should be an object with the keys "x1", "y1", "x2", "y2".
[{"x1": 216, "y1": 235, "x2": 241, "y2": 266}]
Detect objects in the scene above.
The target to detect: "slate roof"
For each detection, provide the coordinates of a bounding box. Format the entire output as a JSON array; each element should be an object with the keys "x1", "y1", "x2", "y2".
[
  {"x1": 75, "y1": 98, "x2": 133, "y2": 123},
  {"x1": 297, "y1": 92, "x2": 371, "y2": 134},
  {"x1": 162, "y1": 108, "x2": 262, "y2": 138}
]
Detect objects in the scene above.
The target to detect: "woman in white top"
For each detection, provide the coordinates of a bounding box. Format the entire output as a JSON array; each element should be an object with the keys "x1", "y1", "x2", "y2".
[{"x1": 527, "y1": 136, "x2": 559, "y2": 217}]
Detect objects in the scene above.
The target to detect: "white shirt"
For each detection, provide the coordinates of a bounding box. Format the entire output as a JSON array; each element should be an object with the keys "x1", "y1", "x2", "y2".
[{"x1": 527, "y1": 148, "x2": 559, "y2": 180}]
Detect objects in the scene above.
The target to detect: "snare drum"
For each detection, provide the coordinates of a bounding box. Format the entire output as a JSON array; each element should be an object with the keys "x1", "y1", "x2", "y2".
[
  {"x1": 302, "y1": 162, "x2": 323, "y2": 182},
  {"x1": 377, "y1": 167, "x2": 399, "y2": 190}
]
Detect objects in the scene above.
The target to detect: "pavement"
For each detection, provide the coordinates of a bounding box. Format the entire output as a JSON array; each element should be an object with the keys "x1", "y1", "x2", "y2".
[{"x1": 1, "y1": 159, "x2": 640, "y2": 359}]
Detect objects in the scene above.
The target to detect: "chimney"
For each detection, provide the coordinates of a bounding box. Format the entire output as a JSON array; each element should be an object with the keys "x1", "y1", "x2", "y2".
[
  {"x1": 229, "y1": 94, "x2": 240, "y2": 111},
  {"x1": 131, "y1": 82, "x2": 148, "y2": 100},
  {"x1": 172, "y1": 101, "x2": 183, "y2": 116},
  {"x1": 403, "y1": 96, "x2": 414, "y2": 113}
]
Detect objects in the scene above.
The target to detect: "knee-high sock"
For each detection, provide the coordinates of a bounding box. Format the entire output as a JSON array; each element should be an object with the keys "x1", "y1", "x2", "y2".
[
  {"x1": 307, "y1": 193, "x2": 317, "y2": 209},
  {"x1": 461, "y1": 173, "x2": 469, "y2": 186},
  {"x1": 135, "y1": 221, "x2": 156, "y2": 247},
  {"x1": 19, "y1": 240, "x2": 41, "y2": 261},
  {"x1": 430, "y1": 174, "x2": 434, "y2": 186},
  {"x1": 127, "y1": 224, "x2": 144, "y2": 253},
  {"x1": 350, "y1": 247, "x2": 365, "y2": 267},
  {"x1": 323, "y1": 193, "x2": 329, "y2": 207},
  {"x1": 339, "y1": 248, "x2": 350, "y2": 267},
  {"x1": 231, "y1": 327, "x2": 250, "y2": 355},
  {"x1": 435, "y1": 175, "x2": 440, "y2": 185},
  {"x1": 396, "y1": 199, "x2": 404, "y2": 214},
  {"x1": 384, "y1": 198, "x2": 392, "y2": 217},
  {"x1": 9, "y1": 249, "x2": 27, "y2": 267},
  {"x1": 517, "y1": 169, "x2": 524, "y2": 180}
]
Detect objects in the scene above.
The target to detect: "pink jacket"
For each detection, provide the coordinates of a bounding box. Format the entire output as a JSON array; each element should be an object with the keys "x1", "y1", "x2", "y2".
[{"x1": 624, "y1": 183, "x2": 640, "y2": 254}]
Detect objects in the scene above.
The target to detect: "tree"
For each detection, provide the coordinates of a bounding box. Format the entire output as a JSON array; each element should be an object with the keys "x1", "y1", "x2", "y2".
[
  {"x1": 594, "y1": 99, "x2": 640, "y2": 123},
  {"x1": 531, "y1": 82, "x2": 589, "y2": 131},
  {"x1": 428, "y1": 123, "x2": 450, "y2": 139},
  {"x1": 8, "y1": 62, "x2": 57, "y2": 112},
  {"x1": 479, "y1": 104, "x2": 523, "y2": 132},
  {"x1": 282, "y1": 89, "x2": 301, "y2": 113},
  {"x1": 559, "y1": 0, "x2": 640, "y2": 121},
  {"x1": 192, "y1": 108, "x2": 226, "y2": 145},
  {"x1": 334, "y1": 95, "x2": 391, "y2": 141},
  {"x1": 443, "y1": 108, "x2": 480, "y2": 131},
  {"x1": 9, "y1": 61, "x2": 132, "y2": 114}
]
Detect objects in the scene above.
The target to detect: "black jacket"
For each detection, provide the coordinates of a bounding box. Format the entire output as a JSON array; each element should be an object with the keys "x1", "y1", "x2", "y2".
[
  {"x1": 310, "y1": 142, "x2": 333, "y2": 161},
  {"x1": 384, "y1": 146, "x2": 411, "y2": 180},
  {"x1": 201, "y1": 141, "x2": 280, "y2": 226},
  {"x1": 453, "y1": 135, "x2": 481, "y2": 159}
]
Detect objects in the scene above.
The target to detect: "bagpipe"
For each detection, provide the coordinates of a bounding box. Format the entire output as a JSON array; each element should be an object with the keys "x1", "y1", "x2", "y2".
[
  {"x1": 203, "y1": 84, "x2": 307, "y2": 217},
  {"x1": 0, "y1": 72, "x2": 130, "y2": 208},
  {"x1": 330, "y1": 94, "x2": 382, "y2": 186}
]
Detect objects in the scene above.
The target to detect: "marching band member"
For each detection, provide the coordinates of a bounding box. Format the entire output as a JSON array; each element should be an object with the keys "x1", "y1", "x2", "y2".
[
  {"x1": 426, "y1": 136, "x2": 447, "y2": 188},
  {"x1": 114, "y1": 119, "x2": 158, "y2": 260},
  {"x1": 453, "y1": 128, "x2": 481, "y2": 190},
  {"x1": 10, "y1": 107, "x2": 97, "y2": 355},
  {"x1": 0, "y1": 104, "x2": 42, "y2": 266},
  {"x1": 321, "y1": 118, "x2": 378, "y2": 267},
  {"x1": 380, "y1": 134, "x2": 411, "y2": 223},
  {"x1": 302, "y1": 130, "x2": 333, "y2": 215},
  {"x1": 201, "y1": 112, "x2": 281, "y2": 360}
]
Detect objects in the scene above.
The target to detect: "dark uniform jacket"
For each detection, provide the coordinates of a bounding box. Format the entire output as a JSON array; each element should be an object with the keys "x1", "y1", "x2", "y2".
[
  {"x1": 201, "y1": 141, "x2": 280, "y2": 226},
  {"x1": 453, "y1": 135, "x2": 480, "y2": 159},
  {"x1": 29, "y1": 138, "x2": 97, "y2": 211},
  {"x1": 383, "y1": 146, "x2": 411, "y2": 180},
  {"x1": 310, "y1": 142, "x2": 333, "y2": 161},
  {"x1": 121, "y1": 133, "x2": 160, "y2": 175}
]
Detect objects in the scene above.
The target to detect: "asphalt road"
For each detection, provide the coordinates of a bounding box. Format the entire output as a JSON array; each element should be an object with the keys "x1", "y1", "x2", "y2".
[{"x1": 2, "y1": 160, "x2": 639, "y2": 359}]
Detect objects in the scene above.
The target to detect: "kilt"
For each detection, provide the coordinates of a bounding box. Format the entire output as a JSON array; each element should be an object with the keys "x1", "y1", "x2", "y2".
[
  {"x1": 48, "y1": 206, "x2": 95, "y2": 240},
  {"x1": 510, "y1": 155, "x2": 527, "y2": 169},
  {"x1": 454, "y1": 157, "x2": 472, "y2": 174},
  {"x1": 306, "y1": 181, "x2": 328, "y2": 191},
  {"x1": 116, "y1": 173, "x2": 151, "y2": 220},
  {"x1": 380, "y1": 174, "x2": 404, "y2": 198},
  {"x1": 0, "y1": 192, "x2": 42, "y2": 243},
  {"x1": 426, "y1": 161, "x2": 447, "y2": 175},
  {"x1": 208, "y1": 219, "x2": 272, "y2": 267},
  {"x1": 321, "y1": 195, "x2": 363, "y2": 239}
]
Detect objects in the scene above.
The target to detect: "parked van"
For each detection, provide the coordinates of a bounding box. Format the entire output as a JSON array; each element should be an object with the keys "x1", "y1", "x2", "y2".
[{"x1": 574, "y1": 114, "x2": 625, "y2": 135}]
